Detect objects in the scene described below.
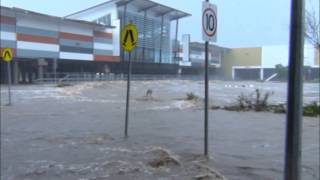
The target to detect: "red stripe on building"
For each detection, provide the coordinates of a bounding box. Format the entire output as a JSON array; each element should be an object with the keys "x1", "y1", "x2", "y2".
[
  {"x1": 95, "y1": 55, "x2": 120, "y2": 62},
  {"x1": 17, "y1": 34, "x2": 58, "y2": 44},
  {"x1": 1, "y1": 48, "x2": 16, "y2": 58},
  {"x1": 94, "y1": 31, "x2": 112, "y2": 39},
  {"x1": 0, "y1": 16, "x2": 16, "y2": 25},
  {"x1": 60, "y1": 32, "x2": 93, "y2": 42}
]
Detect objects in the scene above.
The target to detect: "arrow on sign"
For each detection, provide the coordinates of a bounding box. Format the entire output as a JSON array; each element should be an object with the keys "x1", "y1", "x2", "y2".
[
  {"x1": 4, "y1": 51, "x2": 11, "y2": 60},
  {"x1": 122, "y1": 29, "x2": 136, "y2": 46},
  {"x1": 121, "y1": 23, "x2": 138, "y2": 52}
]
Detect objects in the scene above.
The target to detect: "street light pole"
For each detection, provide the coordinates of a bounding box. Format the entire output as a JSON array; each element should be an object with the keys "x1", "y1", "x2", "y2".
[{"x1": 284, "y1": 0, "x2": 305, "y2": 179}]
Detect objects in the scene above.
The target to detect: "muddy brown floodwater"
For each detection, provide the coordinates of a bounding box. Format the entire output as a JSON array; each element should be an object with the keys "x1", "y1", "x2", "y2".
[{"x1": 1, "y1": 80, "x2": 319, "y2": 180}]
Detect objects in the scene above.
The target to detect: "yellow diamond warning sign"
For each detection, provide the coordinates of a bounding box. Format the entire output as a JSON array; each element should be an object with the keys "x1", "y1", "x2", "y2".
[
  {"x1": 121, "y1": 24, "x2": 138, "y2": 52},
  {"x1": 2, "y1": 48, "x2": 13, "y2": 62}
]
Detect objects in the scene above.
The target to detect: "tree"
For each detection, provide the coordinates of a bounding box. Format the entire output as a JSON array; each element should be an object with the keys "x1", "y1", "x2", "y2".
[
  {"x1": 305, "y1": 6, "x2": 320, "y2": 61},
  {"x1": 275, "y1": 64, "x2": 288, "y2": 81}
]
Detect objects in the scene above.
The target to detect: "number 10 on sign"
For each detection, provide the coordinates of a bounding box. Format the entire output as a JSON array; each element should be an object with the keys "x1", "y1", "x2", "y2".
[{"x1": 202, "y1": 1, "x2": 217, "y2": 42}]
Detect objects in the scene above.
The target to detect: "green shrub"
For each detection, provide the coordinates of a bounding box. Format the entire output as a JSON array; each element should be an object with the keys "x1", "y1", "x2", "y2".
[
  {"x1": 211, "y1": 105, "x2": 221, "y2": 110},
  {"x1": 223, "y1": 105, "x2": 243, "y2": 112},
  {"x1": 56, "y1": 83, "x2": 71, "y2": 88},
  {"x1": 303, "y1": 102, "x2": 320, "y2": 117},
  {"x1": 186, "y1": 92, "x2": 199, "y2": 101},
  {"x1": 271, "y1": 104, "x2": 286, "y2": 114},
  {"x1": 236, "y1": 89, "x2": 273, "y2": 112}
]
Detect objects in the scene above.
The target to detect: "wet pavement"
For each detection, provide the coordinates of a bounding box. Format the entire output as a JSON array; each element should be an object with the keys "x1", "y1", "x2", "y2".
[{"x1": 1, "y1": 80, "x2": 319, "y2": 180}]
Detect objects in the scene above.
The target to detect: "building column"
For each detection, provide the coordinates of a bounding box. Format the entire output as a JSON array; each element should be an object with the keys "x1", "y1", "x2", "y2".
[
  {"x1": 174, "y1": 19, "x2": 179, "y2": 63},
  {"x1": 53, "y1": 58, "x2": 58, "y2": 83},
  {"x1": 232, "y1": 68, "x2": 235, "y2": 80},
  {"x1": 159, "y1": 15, "x2": 164, "y2": 63},
  {"x1": 142, "y1": 10, "x2": 147, "y2": 62},
  {"x1": 38, "y1": 59, "x2": 47, "y2": 83},
  {"x1": 121, "y1": 4, "x2": 128, "y2": 75},
  {"x1": 13, "y1": 61, "x2": 19, "y2": 84},
  {"x1": 152, "y1": 19, "x2": 156, "y2": 62},
  {"x1": 121, "y1": 4, "x2": 128, "y2": 63},
  {"x1": 38, "y1": 65, "x2": 43, "y2": 82},
  {"x1": 260, "y1": 68, "x2": 264, "y2": 81},
  {"x1": 20, "y1": 61, "x2": 27, "y2": 83}
]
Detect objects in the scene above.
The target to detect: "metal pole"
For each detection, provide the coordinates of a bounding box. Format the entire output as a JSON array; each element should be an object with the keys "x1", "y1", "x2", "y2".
[
  {"x1": 7, "y1": 61, "x2": 12, "y2": 106},
  {"x1": 204, "y1": 41, "x2": 209, "y2": 156},
  {"x1": 284, "y1": 0, "x2": 305, "y2": 179},
  {"x1": 125, "y1": 52, "x2": 132, "y2": 137},
  {"x1": 203, "y1": 0, "x2": 211, "y2": 157},
  {"x1": 203, "y1": 0, "x2": 210, "y2": 158}
]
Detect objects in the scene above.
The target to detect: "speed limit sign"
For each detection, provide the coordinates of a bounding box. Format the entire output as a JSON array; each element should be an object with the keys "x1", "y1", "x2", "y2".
[{"x1": 202, "y1": 1, "x2": 217, "y2": 42}]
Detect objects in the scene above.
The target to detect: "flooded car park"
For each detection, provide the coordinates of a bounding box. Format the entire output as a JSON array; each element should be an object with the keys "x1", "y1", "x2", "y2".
[{"x1": 1, "y1": 80, "x2": 319, "y2": 180}]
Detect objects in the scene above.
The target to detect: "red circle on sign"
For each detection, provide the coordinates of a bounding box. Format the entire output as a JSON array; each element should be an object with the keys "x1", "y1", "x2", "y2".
[{"x1": 202, "y1": 8, "x2": 217, "y2": 37}]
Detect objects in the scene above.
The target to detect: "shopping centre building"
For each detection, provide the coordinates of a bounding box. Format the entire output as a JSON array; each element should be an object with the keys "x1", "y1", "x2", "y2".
[{"x1": 0, "y1": 0, "x2": 191, "y2": 83}]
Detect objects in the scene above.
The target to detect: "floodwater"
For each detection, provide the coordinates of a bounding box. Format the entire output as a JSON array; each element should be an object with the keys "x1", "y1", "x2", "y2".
[{"x1": 1, "y1": 80, "x2": 319, "y2": 180}]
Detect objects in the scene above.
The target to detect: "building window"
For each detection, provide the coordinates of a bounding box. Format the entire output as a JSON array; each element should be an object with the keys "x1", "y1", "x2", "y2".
[
  {"x1": 190, "y1": 50, "x2": 202, "y2": 55},
  {"x1": 96, "y1": 14, "x2": 111, "y2": 26}
]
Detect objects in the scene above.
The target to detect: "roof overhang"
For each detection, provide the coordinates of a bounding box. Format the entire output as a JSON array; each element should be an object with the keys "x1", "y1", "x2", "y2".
[
  {"x1": 66, "y1": 0, "x2": 191, "y2": 21},
  {"x1": 116, "y1": 0, "x2": 191, "y2": 20}
]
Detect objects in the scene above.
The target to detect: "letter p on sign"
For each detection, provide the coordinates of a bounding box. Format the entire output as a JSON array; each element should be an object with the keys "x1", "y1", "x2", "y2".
[{"x1": 202, "y1": 1, "x2": 217, "y2": 42}]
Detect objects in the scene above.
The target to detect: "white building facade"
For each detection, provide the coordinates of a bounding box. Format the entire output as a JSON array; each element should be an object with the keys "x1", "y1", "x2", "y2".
[
  {"x1": 228, "y1": 45, "x2": 319, "y2": 81},
  {"x1": 66, "y1": 0, "x2": 190, "y2": 64}
]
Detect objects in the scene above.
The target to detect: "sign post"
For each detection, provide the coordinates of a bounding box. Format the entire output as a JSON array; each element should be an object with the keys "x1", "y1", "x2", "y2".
[
  {"x1": 202, "y1": 0, "x2": 217, "y2": 156},
  {"x1": 121, "y1": 23, "x2": 138, "y2": 137},
  {"x1": 2, "y1": 48, "x2": 14, "y2": 106}
]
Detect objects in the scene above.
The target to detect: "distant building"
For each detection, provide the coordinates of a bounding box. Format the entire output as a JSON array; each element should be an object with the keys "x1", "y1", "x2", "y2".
[
  {"x1": 0, "y1": 6, "x2": 116, "y2": 83},
  {"x1": 178, "y1": 35, "x2": 229, "y2": 75},
  {"x1": 0, "y1": 0, "x2": 190, "y2": 84},
  {"x1": 222, "y1": 45, "x2": 320, "y2": 80},
  {"x1": 188, "y1": 42, "x2": 225, "y2": 68}
]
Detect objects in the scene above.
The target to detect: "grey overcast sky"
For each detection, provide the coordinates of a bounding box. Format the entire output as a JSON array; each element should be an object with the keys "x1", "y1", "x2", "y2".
[{"x1": 1, "y1": 0, "x2": 319, "y2": 48}]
